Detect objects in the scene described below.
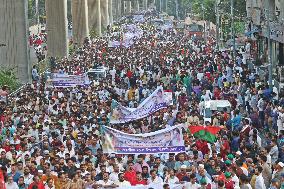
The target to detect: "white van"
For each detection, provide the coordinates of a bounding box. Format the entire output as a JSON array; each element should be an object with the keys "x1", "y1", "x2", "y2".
[
  {"x1": 200, "y1": 100, "x2": 231, "y2": 123},
  {"x1": 87, "y1": 67, "x2": 107, "y2": 80}
]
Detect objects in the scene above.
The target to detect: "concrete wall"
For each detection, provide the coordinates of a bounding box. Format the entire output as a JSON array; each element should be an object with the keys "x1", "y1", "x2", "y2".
[
  {"x1": 143, "y1": 0, "x2": 148, "y2": 10},
  {"x1": 88, "y1": 0, "x2": 102, "y2": 36},
  {"x1": 125, "y1": 0, "x2": 132, "y2": 13},
  {"x1": 46, "y1": 0, "x2": 68, "y2": 58},
  {"x1": 280, "y1": 0, "x2": 284, "y2": 20},
  {"x1": 101, "y1": 0, "x2": 109, "y2": 29},
  {"x1": 109, "y1": 0, "x2": 113, "y2": 24},
  {"x1": 0, "y1": 0, "x2": 31, "y2": 83},
  {"x1": 72, "y1": 0, "x2": 90, "y2": 45},
  {"x1": 132, "y1": 0, "x2": 139, "y2": 12}
]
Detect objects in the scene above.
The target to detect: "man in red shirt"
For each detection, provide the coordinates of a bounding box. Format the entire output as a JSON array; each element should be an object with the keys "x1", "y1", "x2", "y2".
[
  {"x1": 176, "y1": 165, "x2": 187, "y2": 181},
  {"x1": 196, "y1": 139, "x2": 209, "y2": 155},
  {"x1": 132, "y1": 172, "x2": 147, "y2": 186},
  {"x1": 224, "y1": 172, "x2": 234, "y2": 189},
  {"x1": 124, "y1": 162, "x2": 137, "y2": 185},
  {"x1": 28, "y1": 175, "x2": 45, "y2": 189},
  {"x1": 220, "y1": 135, "x2": 231, "y2": 159}
]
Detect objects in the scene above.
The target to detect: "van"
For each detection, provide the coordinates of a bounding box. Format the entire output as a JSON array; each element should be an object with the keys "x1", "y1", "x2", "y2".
[
  {"x1": 87, "y1": 67, "x2": 107, "y2": 80},
  {"x1": 200, "y1": 100, "x2": 231, "y2": 123}
]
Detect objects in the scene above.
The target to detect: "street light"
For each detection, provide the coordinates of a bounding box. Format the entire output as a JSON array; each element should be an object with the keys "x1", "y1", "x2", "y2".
[
  {"x1": 202, "y1": 0, "x2": 206, "y2": 39},
  {"x1": 215, "y1": 0, "x2": 221, "y2": 51},
  {"x1": 175, "y1": 0, "x2": 179, "y2": 20},
  {"x1": 265, "y1": 0, "x2": 273, "y2": 89},
  {"x1": 231, "y1": 0, "x2": 236, "y2": 63}
]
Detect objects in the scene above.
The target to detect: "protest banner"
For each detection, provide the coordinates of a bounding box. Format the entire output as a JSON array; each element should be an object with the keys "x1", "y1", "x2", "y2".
[
  {"x1": 46, "y1": 74, "x2": 90, "y2": 88},
  {"x1": 133, "y1": 15, "x2": 145, "y2": 23},
  {"x1": 110, "y1": 87, "x2": 168, "y2": 124},
  {"x1": 164, "y1": 90, "x2": 173, "y2": 105},
  {"x1": 101, "y1": 125, "x2": 185, "y2": 154},
  {"x1": 109, "y1": 24, "x2": 143, "y2": 48}
]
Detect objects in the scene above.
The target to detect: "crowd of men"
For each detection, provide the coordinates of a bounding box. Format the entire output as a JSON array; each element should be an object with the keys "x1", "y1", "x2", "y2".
[{"x1": 0, "y1": 9, "x2": 284, "y2": 189}]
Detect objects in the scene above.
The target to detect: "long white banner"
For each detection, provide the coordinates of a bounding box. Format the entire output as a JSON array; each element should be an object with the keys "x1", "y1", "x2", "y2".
[
  {"x1": 46, "y1": 73, "x2": 90, "y2": 88},
  {"x1": 102, "y1": 125, "x2": 185, "y2": 154},
  {"x1": 110, "y1": 87, "x2": 170, "y2": 124}
]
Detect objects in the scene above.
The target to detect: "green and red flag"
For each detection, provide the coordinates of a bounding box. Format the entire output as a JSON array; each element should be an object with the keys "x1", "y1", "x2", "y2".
[{"x1": 189, "y1": 126, "x2": 222, "y2": 143}]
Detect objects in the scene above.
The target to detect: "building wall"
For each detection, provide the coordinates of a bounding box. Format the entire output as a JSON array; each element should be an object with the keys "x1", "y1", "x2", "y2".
[
  {"x1": 46, "y1": 0, "x2": 69, "y2": 58},
  {"x1": 0, "y1": 0, "x2": 31, "y2": 83}
]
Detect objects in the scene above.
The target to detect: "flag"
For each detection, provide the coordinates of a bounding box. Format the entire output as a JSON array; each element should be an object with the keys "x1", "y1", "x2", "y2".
[{"x1": 189, "y1": 126, "x2": 222, "y2": 143}]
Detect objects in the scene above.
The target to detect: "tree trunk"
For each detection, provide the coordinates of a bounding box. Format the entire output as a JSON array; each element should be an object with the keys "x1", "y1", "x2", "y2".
[
  {"x1": 88, "y1": 0, "x2": 101, "y2": 36},
  {"x1": 101, "y1": 0, "x2": 109, "y2": 29},
  {"x1": 72, "y1": 0, "x2": 89, "y2": 45}
]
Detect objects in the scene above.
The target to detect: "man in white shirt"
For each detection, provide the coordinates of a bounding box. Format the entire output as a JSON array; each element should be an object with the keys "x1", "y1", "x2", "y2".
[
  {"x1": 164, "y1": 169, "x2": 179, "y2": 184},
  {"x1": 109, "y1": 164, "x2": 120, "y2": 182},
  {"x1": 148, "y1": 170, "x2": 163, "y2": 185},
  {"x1": 23, "y1": 167, "x2": 33, "y2": 186},
  {"x1": 95, "y1": 172, "x2": 118, "y2": 189},
  {"x1": 185, "y1": 173, "x2": 201, "y2": 189},
  {"x1": 254, "y1": 166, "x2": 266, "y2": 189},
  {"x1": 109, "y1": 67, "x2": 116, "y2": 81},
  {"x1": 115, "y1": 173, "x2": 131, "y2": 187},
  {"x1": 5, "y1": 175, "x2": 19, "y2": 189}
]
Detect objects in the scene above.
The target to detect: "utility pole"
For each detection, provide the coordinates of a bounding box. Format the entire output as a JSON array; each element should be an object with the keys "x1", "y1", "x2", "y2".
[
  {"x1": 165, "y1": 0, "x2": 168, "y2": 13},
  {"x1": 36, "y1": 0, "x2": 40, "y2": 34},
  {"x1": 266, "y1": 0, "x2": 273, "y2": 89},
  {"x1": 231, "y1": 0, "x2": 236, "y2": 63},
  {"x1": 202, "y1": 0, "x2": 206, "y2": 39},
  {"x1": 175, "y1": 0, "x2": 179, "y2": 20},
  {"x1": 215, "y1": 0, "x2": 220, "y2": 51}
]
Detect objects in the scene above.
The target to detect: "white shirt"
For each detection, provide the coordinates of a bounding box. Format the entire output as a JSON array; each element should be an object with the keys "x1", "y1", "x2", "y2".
[
  {"x1": 23, "y1": 174, "x2": 34, "y2": 186},
  {"x1": 45, "y1": 186, "x2": 55, "y2": 189},
  {"x1": 96, "y1": 179, "x2": 115, "y2": 189},
  {"x1": 5, "y1": 182, "x2": 19, "y2": 189},
  {"x1": 240, "y1": 167, "x2": 249, "y2": 176},
  {"x1": 109, "y1": 172, "x2": 119, "y2": 182},
  {"x1": 232, "y1": 175, "x2": 240, "y2": 188},
  {"x1": 255, "y1": 174, "x2": 266, "y2": 189},
  {"x1": 185, "y1": 182, "x2": 201, "y2": 189},
  {"x1": 148, "y1": 176, "x2": 163, "y2": 185},
  {"x1": 166, "y1": 176, "x2": 179, "y2": 184},
  {"x1": 115, "y1": 180, "x2": 131, "y2": 187}
]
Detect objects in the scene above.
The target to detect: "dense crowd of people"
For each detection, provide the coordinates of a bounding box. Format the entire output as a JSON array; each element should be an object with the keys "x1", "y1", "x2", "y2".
[{"x1": 0, "y1": 10, "x2": 284, "y2": 189}]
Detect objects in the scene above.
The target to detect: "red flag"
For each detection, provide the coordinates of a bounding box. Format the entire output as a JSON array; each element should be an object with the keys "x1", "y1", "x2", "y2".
[
  {"x1": 189, "y1": 126, "x2": 222, "y2": 135},
  {"x1": 189, "y1": 126, "x2": 205, "y2": 134}
]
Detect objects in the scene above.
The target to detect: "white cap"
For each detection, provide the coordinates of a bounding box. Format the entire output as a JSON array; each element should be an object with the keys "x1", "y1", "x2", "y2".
[
  {"x1": 236, "y1": 151, "x2": 242, "y2": 155},
  {"x1": 180, "y1": 165, "x2": 187, "y2": 169},
  {"x1": 278, "y1": 162, "x2": 284, "y2": 167},
  {"x1": 198, "y1": 164, "x2": 204, "y2": 169}
]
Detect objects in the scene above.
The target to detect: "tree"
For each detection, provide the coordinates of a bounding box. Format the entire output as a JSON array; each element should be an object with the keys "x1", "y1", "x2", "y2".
[
  {"x1": 163, "y1": 0, "x2": 246, "y2": 24},
  {"x1": 28, "y1": 0, "x2": 46, "y2": 24},
  {"x1": 0, "y1": 69, "x2": 20, "y2": 91}
]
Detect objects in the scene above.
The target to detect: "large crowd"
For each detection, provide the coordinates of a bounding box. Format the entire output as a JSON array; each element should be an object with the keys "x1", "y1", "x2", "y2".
[{"x1": 0, "y1": 9, "x2": 283, "y2": 189}]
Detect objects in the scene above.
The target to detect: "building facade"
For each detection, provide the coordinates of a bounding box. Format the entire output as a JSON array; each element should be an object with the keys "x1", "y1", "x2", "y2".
[{"x1": 246, "y1": 0, "x2": 284, "y2": 77}]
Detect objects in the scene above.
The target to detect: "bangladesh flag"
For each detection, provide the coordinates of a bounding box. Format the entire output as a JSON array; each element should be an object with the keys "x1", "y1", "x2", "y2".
[{"x1": 189, "y1": 126, "x2": 222, "y2": 143}]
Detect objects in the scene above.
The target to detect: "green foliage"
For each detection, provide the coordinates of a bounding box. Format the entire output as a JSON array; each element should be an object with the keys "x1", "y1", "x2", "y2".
[
  {"x1": 0, "y1": 68, "x2": 20, "y2": 91},
  {"x1": 28, "y1": 0, "x2": 46, "y2": 22},
  {"x1": 163, "y1": 0, "x2": 246, "y2": 24},
  {"x1": 33, "y1": 60, "x2": 49, "y2": 75},
  {"x1": 69, "y1": 43, "x2": 75, "y2": 56},
  {"x1": 90, "y1": 29, "x2": 99, "y2": 38},
  {"x1": 234, "y1": 21, "x2": 245, "y2": 34}
]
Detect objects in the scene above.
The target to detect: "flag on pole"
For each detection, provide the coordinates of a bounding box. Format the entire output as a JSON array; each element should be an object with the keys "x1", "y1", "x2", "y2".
[{"x1": 189, "y1": 126, "x2": 222, "y2": 143}]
